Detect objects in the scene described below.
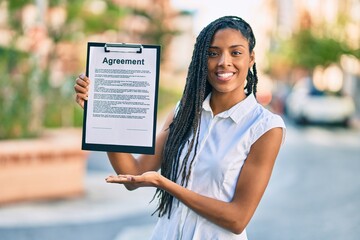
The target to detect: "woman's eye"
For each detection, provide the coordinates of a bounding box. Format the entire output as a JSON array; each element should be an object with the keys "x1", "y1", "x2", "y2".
[
  {"x1": 208, "y1": 51, "x2": 218, "y2": 57},
  {"x1": 232, "y1": 51, "x2": 242, "y2": 56}
]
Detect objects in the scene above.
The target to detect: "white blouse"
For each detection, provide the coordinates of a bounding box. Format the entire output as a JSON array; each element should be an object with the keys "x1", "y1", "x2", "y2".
[{"x1": 150, "y1": 94, "x2": 286, "y2": 240}]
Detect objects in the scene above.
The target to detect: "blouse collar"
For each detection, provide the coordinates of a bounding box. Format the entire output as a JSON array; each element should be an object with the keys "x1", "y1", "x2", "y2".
[{"x1": 202, "y1": 93, "x2": 258, "y2": 124}]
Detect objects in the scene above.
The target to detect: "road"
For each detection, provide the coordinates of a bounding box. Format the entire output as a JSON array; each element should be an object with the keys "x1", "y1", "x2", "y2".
[
  {"x1": 0, "y1": 119, "x2": 359, "y2": 240},
  {"x1": 247, "y1": 120, "x2": 360, "y2": 240}
]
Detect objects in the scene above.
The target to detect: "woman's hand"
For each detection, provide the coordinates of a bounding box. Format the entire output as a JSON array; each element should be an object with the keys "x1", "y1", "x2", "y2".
[
  {"x1": 105, "y1": 171, "x2": 163, "y2": 189},
  {"x1": 74, "y1": 73, "x2": 90, "y2": 109}
]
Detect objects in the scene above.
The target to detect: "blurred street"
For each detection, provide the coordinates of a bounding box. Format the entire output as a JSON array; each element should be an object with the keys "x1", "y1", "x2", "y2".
[
  {"x1": 0, "y1": 118, "x2": 359, "y2": 240},
  {"x1": 247, "y1": 118, "x2": 360, "y2": 239}
]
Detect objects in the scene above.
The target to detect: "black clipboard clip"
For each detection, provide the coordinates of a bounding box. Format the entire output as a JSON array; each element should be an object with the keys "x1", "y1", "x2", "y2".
[{"x1": 104, "y1": 43, "x2": 143, "y2": 54}]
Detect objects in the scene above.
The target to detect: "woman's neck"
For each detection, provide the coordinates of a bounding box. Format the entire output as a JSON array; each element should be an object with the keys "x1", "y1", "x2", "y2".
[{"x1": 209, "y1": 91, "x2": 247, "y2": 116}]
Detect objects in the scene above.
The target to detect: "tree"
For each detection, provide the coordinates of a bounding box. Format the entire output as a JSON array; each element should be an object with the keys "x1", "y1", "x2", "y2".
[
  {"x1": 0, "y1": 0, "x2": 128, "y2": 139},
  {"x1": 268, "y1": 29, "x2": 359, "y2": 72}
]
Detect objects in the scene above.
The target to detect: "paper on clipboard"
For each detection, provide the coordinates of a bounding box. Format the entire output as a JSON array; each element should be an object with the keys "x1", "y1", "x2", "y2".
[{"x1": 82, "y1": 42, "x2": 161, "y2": 154}]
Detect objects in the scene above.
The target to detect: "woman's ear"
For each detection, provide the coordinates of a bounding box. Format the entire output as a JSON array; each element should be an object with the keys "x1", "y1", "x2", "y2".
[{"x1": 250, "y1": 51, "x2": 255, "y2": 67}]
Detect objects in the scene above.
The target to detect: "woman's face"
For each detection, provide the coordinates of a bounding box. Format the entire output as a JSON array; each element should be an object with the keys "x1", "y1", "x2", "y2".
[{"x1": 207, "y1": 28, "x2": 255, "y2": 99}]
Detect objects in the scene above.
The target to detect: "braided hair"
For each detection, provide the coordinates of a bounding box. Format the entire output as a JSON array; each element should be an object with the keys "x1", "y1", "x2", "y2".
[{"x1": 153, "y1": 16, "x2": 259, "y2": 218}]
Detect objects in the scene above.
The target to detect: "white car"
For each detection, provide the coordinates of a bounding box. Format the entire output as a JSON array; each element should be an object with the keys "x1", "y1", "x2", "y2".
[{"x1": 285, "y1": 82, "x2": 355, "y2": 126}]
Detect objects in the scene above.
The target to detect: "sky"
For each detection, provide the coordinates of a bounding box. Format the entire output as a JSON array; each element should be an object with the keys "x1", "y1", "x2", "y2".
[{"x1": 171, "y1": 0, "x2": 262, "y2": 34}]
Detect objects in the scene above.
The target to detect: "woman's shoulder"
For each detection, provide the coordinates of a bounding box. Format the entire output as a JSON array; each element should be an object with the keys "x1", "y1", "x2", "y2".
[
  {"x1": 253, "y1": 102, "x2": 285, "y2": 126},
  {"x1": 250, "y1": 103, "x2": 286, "y2": 144}
]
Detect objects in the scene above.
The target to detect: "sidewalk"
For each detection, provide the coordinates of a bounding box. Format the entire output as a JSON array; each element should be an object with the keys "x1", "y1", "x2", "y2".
[
  {"x1": 0, "y1": 159, "x2": 157, "y2": 240},
  {"x1": 0, "y1": 110, "x2": 171, "y2": 240},
  {"x1": 1, "y1": 114, "x2": 359, "y2": 240}
]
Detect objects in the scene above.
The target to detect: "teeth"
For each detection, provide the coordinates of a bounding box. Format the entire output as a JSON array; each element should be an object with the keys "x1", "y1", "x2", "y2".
[{"x1": 217, "y1": 73, "x2": 233, "y2": 78}]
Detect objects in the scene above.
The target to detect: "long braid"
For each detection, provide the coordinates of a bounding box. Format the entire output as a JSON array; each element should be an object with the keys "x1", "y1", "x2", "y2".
[
  {"x1": 246, "y1": 69, "x2": 254, "y2": 96},
  {"x1": 252, "y1": 63, "x2": 259, "y2": 97},
  {"x1": 245, "y1": 63, "x2": 259, "y2": 97},
  {"x1": 153, "y1": 16, "x2": 259, "y2": 218}
]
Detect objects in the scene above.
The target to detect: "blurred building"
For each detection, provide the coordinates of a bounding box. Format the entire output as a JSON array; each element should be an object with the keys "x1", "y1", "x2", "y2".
[
  {"x1": 269, "y1": 0, "x2": 360, "y2": 116},
  {"x1": 113, "y1": 0, "x2": 195, "y2": 89}
]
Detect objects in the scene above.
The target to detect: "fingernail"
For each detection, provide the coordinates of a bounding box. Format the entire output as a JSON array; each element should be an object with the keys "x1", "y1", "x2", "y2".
[{"x1": 79, "y1": 73, "x2": 85, "y2": 80}]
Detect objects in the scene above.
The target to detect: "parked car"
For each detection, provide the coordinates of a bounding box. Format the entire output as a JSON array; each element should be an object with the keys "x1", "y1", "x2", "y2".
[{"x1": 285, "y1": 79, "x2": 355, "y2": 126}]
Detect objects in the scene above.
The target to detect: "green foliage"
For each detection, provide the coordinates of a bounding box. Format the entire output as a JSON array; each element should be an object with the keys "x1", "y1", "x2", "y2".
[
  {"x1": 43, "y1": 75, "x2": 84, "y2": 128},
  {"x1": 131, "y1": 8, "x2": 181, "y2": 61},
  {"x1": 0, "y1": 0, "x2": 182, "y2": 139},
  {"x1": 0, "y1": 0, "x2": 130, "y2": 139},
  {"x1": 158, "y1": 86, "x2": 182, "y2": 113},
  {"x1": 268, "y1": 29, "x2": 359, "y2": 71},
  {"x1": 6, "y1": 0, "x2": 30, "y2": 11},
  {"x1": 0, "y1": 46, "x2": 35, "y2": 139},
  {"x1": 65, "y1": 1, "x2": 129, "y2": 36}
]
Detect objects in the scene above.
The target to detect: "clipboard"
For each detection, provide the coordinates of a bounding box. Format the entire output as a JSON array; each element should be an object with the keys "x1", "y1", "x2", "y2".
[{"x1": 82, "y1": 42, "x2": 161, "y2": 154}]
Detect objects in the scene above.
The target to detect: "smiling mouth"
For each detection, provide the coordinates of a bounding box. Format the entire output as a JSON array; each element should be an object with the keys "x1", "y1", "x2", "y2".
[{"x1": 216, "y1": 72, "x2": 234, "y2": 81}]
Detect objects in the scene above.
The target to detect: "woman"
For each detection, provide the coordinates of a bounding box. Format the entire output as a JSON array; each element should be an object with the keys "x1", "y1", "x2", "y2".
[{"x1": 75, "y1": 16, "x2": 285, "y2": 240}]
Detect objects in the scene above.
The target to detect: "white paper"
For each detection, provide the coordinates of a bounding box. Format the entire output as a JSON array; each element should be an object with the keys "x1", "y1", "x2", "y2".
[{"x1": 84, "y1": 45, "x2": 158, "y2": 149}]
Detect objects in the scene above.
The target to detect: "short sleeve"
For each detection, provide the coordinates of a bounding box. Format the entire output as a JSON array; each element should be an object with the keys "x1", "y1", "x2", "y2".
[{"x1": 251, "y1": 113, "x2": 286, "y2": 146}]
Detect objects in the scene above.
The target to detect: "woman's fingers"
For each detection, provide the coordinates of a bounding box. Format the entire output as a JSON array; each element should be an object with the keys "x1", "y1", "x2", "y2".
[
  {"x1": 74, "y1": 84, "x2": 88, "y2": 98},
  {"x1": 75, "y1": 94, "x2": 86, "y2": 108},
  {"x1": 75, "y1": 76, "x2": 89, "y2": 93},
  {"x1": 106, "y1": 175, "x2": 136, "y2": 183},
  {"x1": 105, "y1": 172, "x2": 159, "y2": 188},
  {"x1": 74, "y1": 73, "x2": 90, "y2": 108}
]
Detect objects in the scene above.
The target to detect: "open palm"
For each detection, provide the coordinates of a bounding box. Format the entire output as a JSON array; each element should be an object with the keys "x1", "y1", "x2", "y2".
[{"x1": 105, "y1": 171, "x2": 162, "y2": 188}]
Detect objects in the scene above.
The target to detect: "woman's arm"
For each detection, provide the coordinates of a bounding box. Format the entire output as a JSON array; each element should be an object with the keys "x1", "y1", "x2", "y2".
[
  {"x1": 106, "y1": 127, "x2": 284, "y2": 234},
  {"x1": 106, "y1": 110, "x2": 174, "y2": 190},
  {"x1": 74, "y1": 74, "x2": 174, "y2": 189}
]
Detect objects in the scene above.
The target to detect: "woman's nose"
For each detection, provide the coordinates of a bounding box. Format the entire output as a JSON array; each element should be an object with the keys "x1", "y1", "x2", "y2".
[{"x1": 218, "y1": 53, "x2": 231, "y2": 66}]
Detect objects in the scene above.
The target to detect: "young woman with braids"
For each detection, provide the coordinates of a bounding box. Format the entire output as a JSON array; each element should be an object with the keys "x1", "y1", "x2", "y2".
[{"x1": 74, "y1": 16, "x2": 285, "y2": 239}]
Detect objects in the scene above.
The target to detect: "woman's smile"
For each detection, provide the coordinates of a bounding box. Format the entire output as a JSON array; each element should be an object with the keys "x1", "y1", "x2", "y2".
[{"x1": 216, "y1": 71, "x2": 236, "y2": 81}]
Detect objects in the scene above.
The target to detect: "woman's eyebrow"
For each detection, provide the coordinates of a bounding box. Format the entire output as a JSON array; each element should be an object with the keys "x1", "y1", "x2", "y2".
[{"x1": 209, "y1": 44, "x2": 246, "y2": 49}]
